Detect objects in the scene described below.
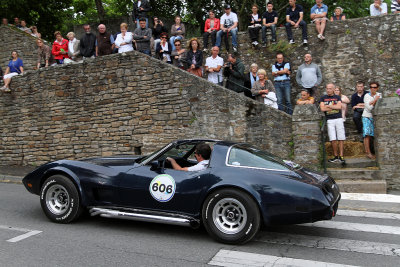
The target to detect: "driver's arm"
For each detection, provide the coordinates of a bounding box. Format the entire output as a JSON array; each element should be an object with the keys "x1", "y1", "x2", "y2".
[{"x1": 166, "y1": 157, "x2": 189, "y2": 171}]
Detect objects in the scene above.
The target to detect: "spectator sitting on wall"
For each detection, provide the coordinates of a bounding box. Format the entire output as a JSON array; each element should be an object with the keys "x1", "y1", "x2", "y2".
[
  {"x1": 203, "y1": 10, "x2": 220, "y2": 52},
  {"x1": 13, "y1": 18, "x2": 21, "y2": 28},
  {"x1": 272, "y1": 52, "x2": 293, "y2": 114},
  {"x1": 320, "y1": 83, "x2": 346, "y2": 164},
  {"x1": 223, "y1": 53, "x2": 245, "y2": 94},
  {"x1": 156, "y1": 33, "x2": 172, "y2": 64},
  {"x1": 330, "y1": 7, "x2": 346, "y2": 21},
  {"x1": 115, "y1": 23, "x2": 134, "y2": 53},
  {"x1": 170, "y1": 16, "x2": 186, "y2": 51},
  {"x1": 296, "y1": 53, "x2": 322, "y2": 100},
  {"x1": 30, "y1": 26, "x2": 41, "y2": 38},
  {"x1": 351, "y1": 81, "x2": 368, "y2": 141},
  {"x1": 152, "y1": 16, "x2": 167, "y2": 51},
  {"x1": 52, "y1": 31, "x2": 69, "y2": 64},
  {"x1": 133, "y1": 18, "x2": 152, "y2": 56},
  {"x1": 80, "y1": 24, "x2": 96, "y2": 59},
  {"x1": 310, "y1": 0, "x2": 328, "y2": 41},
  {"x1": 67, "y1": 32, "x2": 81, "y2": 61},
  {"x1": 248, "y1": 4, "x2": 262, "y2": 47},
  {"x1": 251, "y1": 69, "x2": 277, "y2": 108},
  {"x1": 96, "y1": 24, "x2": 114, "y2": 57},
  {"x1": 392, "y1": 0, "x2": 400, "y2": 14},
  {"x1": 262, "y1": 2, "x2": 278, "y2": 47},
  {"x1": 370, "y1": 0, "x2": 388, "y2": 16},
  {"x1": 2, "y1": 18, "x2": 9, "y2": 26},
  {"x1": 20, "y1": 20, "x2": 32, "y2": 34},
  {"x1": 205, "y1": 46, "x2": 224, "y2": 85},
  {"x1": 1, "y1": 51, "x2": 24, "y2": 93},
  {"x1": 171, "y1": 39, "x2": 187, "y2": 69},
  {"x1": 297, "y1": 89, "x2": 315, "y2": 105},
  {"x1": 186, "y1": 38, "x2": 203, "y2": 77},
  {"x1": 334, "y1": 86, "x2": 350, "y2": 121},
  {"x1": 36, "y1": 39, "x2": 52, "y2": 68},
  {"x1": 285, "y1": 0, "x2": 308, "y2": 45},
  {"x1": 216, "y1": 5, "x2": 239, "y2": 52},
  {"x1": 244, "y1": 63, "x2": 259, "y2": 90},
  {"x1": 132, "y1": 0, "x2": 151, "y2": 28}
]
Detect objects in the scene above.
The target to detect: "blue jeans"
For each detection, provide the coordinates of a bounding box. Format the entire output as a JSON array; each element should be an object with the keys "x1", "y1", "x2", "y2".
[
  {"x1": 216, "y1": 28, "x2": 238, "y2": 49},
  {"x1": 262, "y1": 24, "x2": 277, "y2": 42},
  {"x1": 136, "y1": 18, "x2": 148, "y2": 28},
  {"x1": 169, "y1": 36, "x2": 183, "y2": 51},
  {"x1": 274, "y1": 80, "x2": 293, "y2": 115},
  {"x1": 140, "y1": 49, "x2": 151, "y2": 56},
  {"x1": 285, "y1": 20, "x2": 307, "y2": 41}
]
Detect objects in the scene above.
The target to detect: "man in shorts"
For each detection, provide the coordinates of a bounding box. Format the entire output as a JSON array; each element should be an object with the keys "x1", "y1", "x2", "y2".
[
  {"x1": 320, "y1": 83, "x2": 346, "y2": 163},
  {"x1": 167, "y1": 143, "x2": 211, "y2": 171},
  {"x1": 310, "y1": 0, "x2": 328, "y2": 40}
]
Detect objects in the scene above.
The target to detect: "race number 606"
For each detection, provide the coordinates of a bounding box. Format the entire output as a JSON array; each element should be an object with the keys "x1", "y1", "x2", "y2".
[{"x1": 149, "y1": 174, "x2": 176, "y2": 202}]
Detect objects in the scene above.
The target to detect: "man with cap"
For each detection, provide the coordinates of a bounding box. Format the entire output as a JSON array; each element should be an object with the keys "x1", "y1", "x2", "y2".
[{"x1": 216, "y1": 5, "x2": 239, "y2": 52}]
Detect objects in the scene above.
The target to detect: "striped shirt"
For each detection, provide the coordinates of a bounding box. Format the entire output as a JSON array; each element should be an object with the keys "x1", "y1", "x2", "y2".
[{"x1": 392, "y1": 0, "x2": 400, "y2": 13}]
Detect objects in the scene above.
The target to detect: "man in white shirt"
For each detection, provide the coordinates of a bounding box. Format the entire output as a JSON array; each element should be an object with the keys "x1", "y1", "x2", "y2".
[
  {"x1": 167, "y1": 143, "x2": 211, "y2": 172},
  {"x1": 205, "y1": 46, "x2": 224, "y2": 85},
  {"x1": 215, "y1": 5, "x2": 239, "y2": 52},
  {"x1": 370, "y1": 0, "x2": 388, "y2": 16}
]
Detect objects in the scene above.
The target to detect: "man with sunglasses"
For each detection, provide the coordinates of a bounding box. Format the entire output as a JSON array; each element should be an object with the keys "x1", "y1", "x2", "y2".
[{"x1": 167, "y1": 143, "x2": 211, "y2": 171}]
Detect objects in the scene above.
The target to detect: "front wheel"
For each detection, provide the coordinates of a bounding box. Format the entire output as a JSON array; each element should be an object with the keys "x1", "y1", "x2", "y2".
[
  {"x1": 40, "y1": 175, "x2": 83, "y2": 223},
  {"x1": 202, "y1": 189, "x2": 260, "y2": 244}
]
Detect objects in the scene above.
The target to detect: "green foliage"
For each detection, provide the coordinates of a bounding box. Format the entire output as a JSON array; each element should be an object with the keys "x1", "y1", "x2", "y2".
[{"x1": 268, "y1": 40, "x2": 295, "y2": 55}]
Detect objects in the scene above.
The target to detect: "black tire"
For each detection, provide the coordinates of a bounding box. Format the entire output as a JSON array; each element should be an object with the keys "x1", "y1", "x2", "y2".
[
  {"x1": 202, "y1": 189, "x2": 260, "y2": 244},
  {"x1": 40, "y1": 175, "x2": 83, "y2": 223}
]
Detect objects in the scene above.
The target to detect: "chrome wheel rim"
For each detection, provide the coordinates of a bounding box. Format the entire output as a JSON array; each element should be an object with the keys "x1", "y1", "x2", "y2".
[
  {"x1": 212, "y1": 198, "x2": 247, "y2": 235},
  {"x1": 45, "y1": 184, "x2": 70, "y2": 215}
]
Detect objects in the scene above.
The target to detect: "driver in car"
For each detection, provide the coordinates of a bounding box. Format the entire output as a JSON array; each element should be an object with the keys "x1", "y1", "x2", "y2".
[{"x1": 166, "y1": 143, "x2": 211, "y2": 171}]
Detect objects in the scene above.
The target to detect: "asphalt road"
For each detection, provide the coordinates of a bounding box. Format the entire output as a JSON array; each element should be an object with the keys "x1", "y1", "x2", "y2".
[{"x1": 1, "y1": 183, "x2": 400, "y2": 267}]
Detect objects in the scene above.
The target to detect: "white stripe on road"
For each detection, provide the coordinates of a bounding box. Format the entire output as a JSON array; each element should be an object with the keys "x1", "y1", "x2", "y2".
[
  {"x1": 302, "y1": 221, "x2": 400, "y2": 235},
  {"x1": 341, "y1": 193, "x2": 400, "y2": 203},
  {"x1": 208, "y1": 249, "x2": 359, "y2": 267},
  {"x1": 256, "y1": 232, "x2": 400, "y2": 257},
  {"x1": 337, "y1": 209, "x2": 400, "y2": 220},
  {"x1": 7, "y1": 230, "x2": 42, "y2": 243}
]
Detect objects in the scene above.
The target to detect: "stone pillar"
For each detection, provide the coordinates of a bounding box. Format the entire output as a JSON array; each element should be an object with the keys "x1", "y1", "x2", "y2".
[
  {"x1": 292, "y1": 105, "x2": 323, "y2": 168},
  {"x1": 374, "y1": 97, "x2": 400, "y2": 190}
]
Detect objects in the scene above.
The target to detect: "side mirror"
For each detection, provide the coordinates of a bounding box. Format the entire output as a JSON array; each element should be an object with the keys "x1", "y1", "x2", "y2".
[{"x1": 150, "y1": 160, "x2": 161, "y2": 171}]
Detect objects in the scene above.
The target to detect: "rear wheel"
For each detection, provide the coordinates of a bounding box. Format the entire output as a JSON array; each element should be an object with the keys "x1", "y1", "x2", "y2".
[
  {"x1": 40, "y1": 175, "x2": 83, "y2": 223},
  {"x1": 202, "y1": 189, "x2": 260, "y2": 244}
]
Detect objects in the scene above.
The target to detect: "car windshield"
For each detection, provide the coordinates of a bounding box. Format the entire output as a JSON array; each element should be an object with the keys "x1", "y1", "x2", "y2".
[
  {"x1": 227, "y1": 145, "x2": 291, "y2": 171},
  {"x1": 138, "y1": 143, "x2": 173, "y2": 164}
]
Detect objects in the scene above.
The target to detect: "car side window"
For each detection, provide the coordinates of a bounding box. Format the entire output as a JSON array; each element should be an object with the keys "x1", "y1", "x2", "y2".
[{"x1": 227, "y1": 146, "x2": 289, "y2": 171}]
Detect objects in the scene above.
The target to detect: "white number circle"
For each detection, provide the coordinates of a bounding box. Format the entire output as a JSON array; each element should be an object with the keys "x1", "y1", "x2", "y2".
[{"x1": 149, "y1": 174, "x2": 176, "y2": 202}]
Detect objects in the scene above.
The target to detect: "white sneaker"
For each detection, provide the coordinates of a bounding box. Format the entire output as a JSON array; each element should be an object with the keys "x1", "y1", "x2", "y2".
[
  {"x1": 203, "y1": 48, "x2": 208, "y2": 53},
  {"x1": 321, "y1": 35, "x2": 325, "y2": 40},
  {"x1": 233, "y1": 46, "x2": 238, "y2": 52},
  {"x1": 289, "y1": 39, "x2": 295, "y2": 44},
  {"x1": 303, "y1": 39, "x2": 308, "y2": 45},
  {"x1": 317, "y1": 34, "x2": 322, "y2": 40},
  {"x1": 254, "y1": 41, "x2": 259, "y2": 46}
]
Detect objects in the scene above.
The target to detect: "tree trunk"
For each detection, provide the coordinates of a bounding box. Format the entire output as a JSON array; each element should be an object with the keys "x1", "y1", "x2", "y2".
[{"x1": 94, "y1": 0, "x2": 106, "y2": 23}]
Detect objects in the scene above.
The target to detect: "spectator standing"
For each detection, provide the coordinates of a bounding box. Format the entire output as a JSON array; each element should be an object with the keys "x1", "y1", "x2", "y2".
[
  {"x1": 296, "y1": 53, "x2": 322, "y2": 99},
  {"x1": 30, "y1": 26, "x2": 41, "y2": 38},
  {"x1": 320, "y1": 83, "x2": 346, "y2": 164},
  {"x1": 80, "y1": 24, "x2": 96, "y2": 59},
  {"x1": 1, "y1": 51, "x2": 24, "y2": 93},
  {"x1": 223, "y1": 53, "x2": 245, "y2": 93},
  {"x1": 171, "y1": 39, "x2": 187, "y2": 69},
  {"x1": 152, "y1": 17, "x2": 167, "y2": 51},
  {"x1": 216, "y1": 5, "x2": 239, "y2": 52},
  {"x1": 248, "y1": 4, "x2": 262, "y2": 47},
  {"x1": 96, "y1": 24, "x2": 114, "y2": 57},
  {"x1": 262, "y1": 2, "x2": 278, "y2": 47},
  {"x1": 351, "y1": 81, "x2": 368, "y2": 140},
  {"x1": 186, "y1": 38, "x2": 203, "y2": 77},
  {"x1": 170, "y1": 16, "x2": 186, "y2": 51},
  {"x1": 251, "y1": 69, "x2": 277, "y2": 108},
  {"x1": 20, "y1": 20, "x2": 32, "y2": 34},
  {"x1": 370, "y1": 0, "x2": 388, "y2": 16},
  {"x1": 66, "y1": 32, "x2": 81, "y2": 61},
  {"x1": 115, "y1": 23, "x2": 134, "y2": 53},
  {"x1": 156, "y1": 33, "x2": 172, "y2": 64},
  {"x1": 334, "y1": 86, "x2": 350, "y2": 121},
  {"x1": 330, "y1": 7, "x2": 346, "y2": 21},
  {"x1": 244, "y1": 63, "x2": 259, "y2": 90},
  {"x1": 310, "y1": 0, "x2": 328, "y2": 41},
  {"x1": 205, "y1": 46, "x2": 224, "y2": 85},
  {"x1": 272, "y1": 52, "x2": 292, "y2": 114},
  {"x1": 132, "y1": 0, "x2": 151, "y2": 28},
  {"x1": 362, "y1": 82, "x2": 382, "y2": 159},
  {"x1": 297, "y1": 89, "x2": 315, "y2": 105},
  {"x1": 36, "y1": 39, "x2": 52, "y2": 68},
  {"x1": 133, "y1": 18, "x2": 152, "y2": 56},
  {"x1": 285, "y1": 0, "x2": 308, "y2": 45},
  {"x1": 392, "y1": 0, "x2": 400, "y2": 13},
  {"x1": 52, "y1": 31, "x2": 69, "y2": 64},
  {"x1": 203, "y1": 10, "x2": 220, "y2": 52}
]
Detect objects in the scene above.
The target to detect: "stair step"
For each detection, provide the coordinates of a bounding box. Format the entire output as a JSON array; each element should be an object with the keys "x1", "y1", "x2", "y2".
[
  {"x1": 327, "y1": 168, "x2": 380, "y2": 180},
  {"x1": 336, "y1": 180, "x2": 387, "y2": 194},
  {"x1": 326, "y1": 157, "x2": 377, "y2": 168}
]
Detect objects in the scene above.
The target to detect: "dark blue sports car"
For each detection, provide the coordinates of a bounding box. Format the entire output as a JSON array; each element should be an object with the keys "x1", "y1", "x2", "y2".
[{"x1": 23, "y1": 139, "x2": 340, "y2": 244}]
